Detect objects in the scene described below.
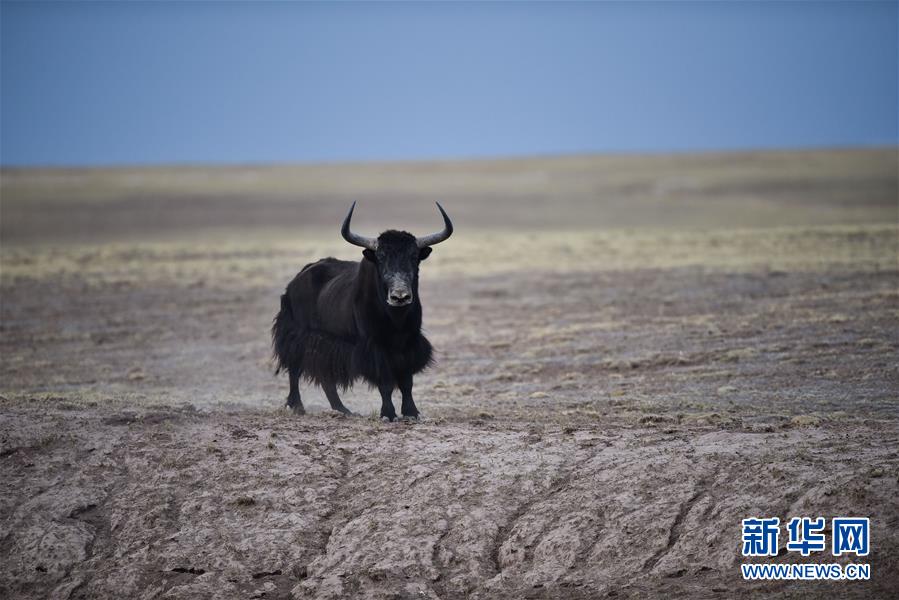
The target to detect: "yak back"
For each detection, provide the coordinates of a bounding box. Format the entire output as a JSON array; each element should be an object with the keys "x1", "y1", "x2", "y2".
[{"x1": 285, "y1": 257, "x2": 359, "y2": 339}]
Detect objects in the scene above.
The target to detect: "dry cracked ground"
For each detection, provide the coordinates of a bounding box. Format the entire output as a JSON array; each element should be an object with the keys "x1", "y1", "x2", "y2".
[{"x1": 1, "y1": 149, "x2": 898, "y2": 599}]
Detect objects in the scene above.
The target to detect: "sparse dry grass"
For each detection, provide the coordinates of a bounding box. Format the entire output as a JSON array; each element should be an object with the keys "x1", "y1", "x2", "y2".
[{"x1": 2, "y1": 224, "x2": 895, "y2": 288}]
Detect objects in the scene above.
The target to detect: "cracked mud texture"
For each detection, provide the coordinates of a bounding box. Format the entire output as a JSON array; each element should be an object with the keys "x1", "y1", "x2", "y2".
[{"x1": 2, "y1": 149, "x2": 898, "y2": 598}]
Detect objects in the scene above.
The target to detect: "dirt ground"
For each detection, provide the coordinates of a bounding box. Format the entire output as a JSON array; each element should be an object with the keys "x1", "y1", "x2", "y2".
[{"x1": 1, "y1": 149, "x2": 898, "y2": 598}]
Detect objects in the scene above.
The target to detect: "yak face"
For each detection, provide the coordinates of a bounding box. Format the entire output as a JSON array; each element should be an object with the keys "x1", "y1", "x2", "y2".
[
  {"x1": 363, "y1": 230, "x2": 432, "y2": 308},
  {"x1": 341, "y1": 201, "x2": 452, "y2": 308}
]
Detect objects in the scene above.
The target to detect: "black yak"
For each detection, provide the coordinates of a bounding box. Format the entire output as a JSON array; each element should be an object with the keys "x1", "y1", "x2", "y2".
[{"x1": 272, "y1": 202, "x2": 453, "y2": 420}]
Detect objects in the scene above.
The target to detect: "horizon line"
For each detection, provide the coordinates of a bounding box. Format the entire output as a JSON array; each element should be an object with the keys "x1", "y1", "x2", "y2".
[{"x1": 1, "y1": 142, "x2": 896, "y2": 171}]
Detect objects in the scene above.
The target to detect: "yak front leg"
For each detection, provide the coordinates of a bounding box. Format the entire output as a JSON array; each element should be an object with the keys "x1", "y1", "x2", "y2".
[
  {"x1": 398, "y1": 373, "x2": 419, "y2": 419},
  {"x1": 378, "y1": 380, "x2": 398, "y2": 422}
]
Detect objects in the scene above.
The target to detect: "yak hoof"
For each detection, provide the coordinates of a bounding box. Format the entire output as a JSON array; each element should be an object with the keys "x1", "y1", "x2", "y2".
[
  {"x1": 289, "y1": 404, "x2": 306, "y2": 416},
  {"x1": 380, "y1": 415, "x2": 398, "y2": 423},
  {"x1": 401, "y1": 414, "x2": 420, "y2": 423}
]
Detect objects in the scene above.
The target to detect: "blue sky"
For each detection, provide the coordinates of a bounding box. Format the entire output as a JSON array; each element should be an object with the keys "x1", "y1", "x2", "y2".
[{"x1": 1, "y1": 1, "x2": 897, "y2": 166}]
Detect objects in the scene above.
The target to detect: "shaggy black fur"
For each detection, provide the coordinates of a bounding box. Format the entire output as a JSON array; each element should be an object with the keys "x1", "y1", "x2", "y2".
[{"x1": 272, "y1": 230, "x2": 437, "y2": 420}]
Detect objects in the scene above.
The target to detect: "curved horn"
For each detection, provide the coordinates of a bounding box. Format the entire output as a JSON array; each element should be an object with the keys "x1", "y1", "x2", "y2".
[
  {"x1": 341, "y1": 202, "x2": 378, "y2": 250},
  {"x1": 416, "y1": 202, "x2": 454, "y2": 248}
]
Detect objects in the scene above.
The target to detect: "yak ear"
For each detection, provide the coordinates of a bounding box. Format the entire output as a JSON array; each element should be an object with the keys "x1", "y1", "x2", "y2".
[
  {"x1": 418, "y1": 247, "x2": 433, "y2": 261},
  {"x1": 363, "y1": 249, "x2": 377, "y2": 263}
]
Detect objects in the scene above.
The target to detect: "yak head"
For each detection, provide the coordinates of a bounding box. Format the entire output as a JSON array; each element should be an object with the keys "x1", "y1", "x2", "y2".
[{"x1": 341, "y1": 202, "x2": 453, "y2": 308}]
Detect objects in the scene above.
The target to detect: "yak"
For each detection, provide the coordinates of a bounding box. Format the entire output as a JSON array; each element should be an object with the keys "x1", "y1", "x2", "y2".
[{"x1": 272, "y1": 202, "x2": 453, "y2": 421}]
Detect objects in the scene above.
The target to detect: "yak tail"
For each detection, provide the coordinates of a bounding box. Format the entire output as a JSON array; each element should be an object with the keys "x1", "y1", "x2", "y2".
[{"x1": 271, "y1": 293, "x2": 297, "y2": 375}]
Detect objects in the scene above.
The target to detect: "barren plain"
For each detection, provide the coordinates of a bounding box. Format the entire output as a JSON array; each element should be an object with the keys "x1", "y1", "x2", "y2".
[{"x1": 1, "y1": 149, "x2": 898, "y2": 598}]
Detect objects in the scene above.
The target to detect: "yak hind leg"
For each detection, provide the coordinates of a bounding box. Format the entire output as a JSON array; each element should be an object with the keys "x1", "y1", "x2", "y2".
[
  {"x1": 322, "y1": 380, "x2": 357, "y2": 416},
  {"x1": 286, "y1": 366, "x2": 305, "y2": 415}
]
